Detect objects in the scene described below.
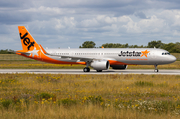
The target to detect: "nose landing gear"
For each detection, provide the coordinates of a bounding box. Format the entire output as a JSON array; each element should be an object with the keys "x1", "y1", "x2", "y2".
[{"x1": 154, "y1": 65, "x2": 159, "y2": 72}]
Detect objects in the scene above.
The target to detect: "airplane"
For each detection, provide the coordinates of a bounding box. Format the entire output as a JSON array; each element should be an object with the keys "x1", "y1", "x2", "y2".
[{"x1": 16, "y1": 26, "x2": 177, "y2": 72}]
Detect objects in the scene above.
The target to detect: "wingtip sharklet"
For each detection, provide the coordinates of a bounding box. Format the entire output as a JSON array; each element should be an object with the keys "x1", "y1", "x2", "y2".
[{"x1": 39, "y1": 44, "x2": 47, "y2": 54}]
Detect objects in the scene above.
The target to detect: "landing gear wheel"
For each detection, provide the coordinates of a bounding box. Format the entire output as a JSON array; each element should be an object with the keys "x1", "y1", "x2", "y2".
[
  {"x1": 96, "y1": 70, "x2": 102, "y2": 72},
  {"x1": 83, "y1": 67, "x2": 90, "y2": 72},
  {"x1": 154, "y1": 65, "x2": 159, "y2": 73}
]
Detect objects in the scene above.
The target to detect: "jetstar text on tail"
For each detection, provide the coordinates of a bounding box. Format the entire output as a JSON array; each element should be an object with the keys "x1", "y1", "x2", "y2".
[{"x1": 20, "y1": 32, "x2": 35, "y2": 50}]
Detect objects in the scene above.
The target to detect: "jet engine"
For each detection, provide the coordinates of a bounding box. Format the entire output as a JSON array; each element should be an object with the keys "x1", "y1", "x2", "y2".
[
  {"x1": 110, "y1": 65, "x2": 128, "y2": 70},
  {"x1": 90, "y1": 60, "x2": 110, "y2": 70}
]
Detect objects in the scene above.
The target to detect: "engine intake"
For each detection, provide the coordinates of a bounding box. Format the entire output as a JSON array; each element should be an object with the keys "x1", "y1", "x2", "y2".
[
  {"x1": 110, "y1": 65, "x2": 127, "y2": 70},
  {"x1": 90, "y1": 60, "x2": 110, "y2": 70}
]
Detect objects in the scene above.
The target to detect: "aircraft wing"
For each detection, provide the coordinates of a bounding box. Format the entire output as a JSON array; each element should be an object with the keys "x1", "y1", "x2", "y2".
[
  {"x1": 46, "y1": 53, "x2": 101, "y2": 62},
  {"x1": 61, "y1": 55, "x2": 95, "y2": 62}
]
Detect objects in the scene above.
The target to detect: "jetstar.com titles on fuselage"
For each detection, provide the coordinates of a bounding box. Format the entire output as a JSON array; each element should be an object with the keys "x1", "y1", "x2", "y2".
[{"x1": 118, "y1": 51, "x2": 142, "y2": 57}]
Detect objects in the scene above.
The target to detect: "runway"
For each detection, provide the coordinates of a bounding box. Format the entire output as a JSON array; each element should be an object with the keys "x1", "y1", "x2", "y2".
[{"x1": 0, "y1": 69, "x2": 179, "y2": 75}]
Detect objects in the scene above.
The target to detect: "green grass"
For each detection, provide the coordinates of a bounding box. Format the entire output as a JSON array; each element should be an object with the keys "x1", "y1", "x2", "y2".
[
  {"x1": 0, "y1": 74, "x2": 180, "y2": 118},
  {"x1": 0, "y1": 54, "x2": 33, "y2": 60},
  {"x1": 134, "y1": 81, "x2": 154, "y2": 87}
]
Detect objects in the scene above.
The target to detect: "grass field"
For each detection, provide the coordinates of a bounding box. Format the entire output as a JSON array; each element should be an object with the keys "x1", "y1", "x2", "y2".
[
  {"x1": 0, "y1": 74, "x2": 180, "y2": 118},
  {"x1": 0, "y1": 54, "x2": 179, "y2": 118}
]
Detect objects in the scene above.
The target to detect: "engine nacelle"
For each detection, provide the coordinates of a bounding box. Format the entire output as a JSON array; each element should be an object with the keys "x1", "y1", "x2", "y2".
[
  {"x1": 90, "y1": 60, "x2": 110, "y2": 70},
  {"x1": 110, "y1": 65, "x2": 128, "y2": 70}
]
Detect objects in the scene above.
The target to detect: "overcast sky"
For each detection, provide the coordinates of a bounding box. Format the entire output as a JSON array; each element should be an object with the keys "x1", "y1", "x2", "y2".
[{"x1": 0, "y1": 0, "x2": 180, "y2": 50}]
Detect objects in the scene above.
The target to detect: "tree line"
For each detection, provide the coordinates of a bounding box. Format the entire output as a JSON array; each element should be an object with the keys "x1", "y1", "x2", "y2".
[
  {"x1": 0, "y1": 49, "x2": 14, "y2": 54},
  {"x1": 0, "y1": 40, "x2": 180, "y2": 54},
  {"x1": 79, "y1": 40, "x2": 180, "y2": 53}
]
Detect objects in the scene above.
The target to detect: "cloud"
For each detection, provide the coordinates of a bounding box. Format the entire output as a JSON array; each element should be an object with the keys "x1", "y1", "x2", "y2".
[
  {"x1": 1, "y1": 0, "x2": 180, "y2": 50},
  {"x1": 134, "y1": 12, "x2": 148, "y2": 19},
  {"x1": 0, "y1": 0, "x2": 32, "y2": 8}
]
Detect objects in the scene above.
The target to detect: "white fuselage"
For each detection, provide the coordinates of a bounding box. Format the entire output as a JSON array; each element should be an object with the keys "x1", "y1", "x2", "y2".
[{"x1": 45, "y1": 48, "x2": 176, "y2": 65}]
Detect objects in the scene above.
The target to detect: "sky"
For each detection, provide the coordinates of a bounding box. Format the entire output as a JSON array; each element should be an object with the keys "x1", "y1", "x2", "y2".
[{"x1": 0, "y1": 0, "x2": 180, "y2": 50}]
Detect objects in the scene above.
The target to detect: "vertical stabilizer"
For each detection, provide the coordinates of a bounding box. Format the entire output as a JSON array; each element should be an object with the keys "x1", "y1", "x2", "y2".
[
  {"x1": 17, "y1": 26, "x2": 43, "y2": 59},
  {"x1": 18, "y1": 26, "x2": 40, "y2": 52}
]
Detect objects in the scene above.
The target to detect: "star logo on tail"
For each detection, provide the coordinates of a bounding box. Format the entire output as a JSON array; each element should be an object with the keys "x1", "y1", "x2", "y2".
[
  {"x1": 141, "y1": 50, "x2": 150, "y2": 57},
  {"x1": 27, "y1": 47, "x2": 39, "y2": 58}
]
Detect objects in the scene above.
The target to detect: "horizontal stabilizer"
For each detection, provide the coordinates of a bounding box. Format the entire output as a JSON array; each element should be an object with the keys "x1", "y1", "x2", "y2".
[{"x1": 16, "y1": 50, "x2": 30, "y2": 55}]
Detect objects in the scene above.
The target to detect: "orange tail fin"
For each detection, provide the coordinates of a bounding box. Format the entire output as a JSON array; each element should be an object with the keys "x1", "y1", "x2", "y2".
[{"x1": 18, "y1": 26, "x2": 40, "y2": 52}]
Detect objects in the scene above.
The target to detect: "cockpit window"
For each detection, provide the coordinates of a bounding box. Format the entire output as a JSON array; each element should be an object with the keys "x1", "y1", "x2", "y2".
[{"x1": 162, "y1": 52, "x2": 170, "y2": 55}]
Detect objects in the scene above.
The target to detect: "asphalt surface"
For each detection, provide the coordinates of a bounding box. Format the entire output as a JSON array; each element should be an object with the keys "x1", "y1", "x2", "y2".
[{"x1": 0, "y1": 69, "x2": 179, "y2": 75}]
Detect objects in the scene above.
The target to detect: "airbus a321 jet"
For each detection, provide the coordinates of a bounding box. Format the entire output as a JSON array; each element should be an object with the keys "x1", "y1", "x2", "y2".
[{"x1": 16, "y1": 26, "x2": 176, "y2": 72}]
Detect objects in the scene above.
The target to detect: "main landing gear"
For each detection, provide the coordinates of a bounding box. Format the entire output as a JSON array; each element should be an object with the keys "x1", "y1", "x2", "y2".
[
  {"x1": 83, "y1": 61, "x2": 90, "y2": 72},
  {"x1": 154, "y1": 65, "x2": 159, "y2": 72},
  {"x1": 83, "y1": 67, "x2": 90, "y2": 72}
]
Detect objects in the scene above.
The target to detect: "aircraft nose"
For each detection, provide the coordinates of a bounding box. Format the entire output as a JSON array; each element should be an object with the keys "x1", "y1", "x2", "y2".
[{"x1": 169, "y1": 55, "x2": 176, "y2": 63}]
